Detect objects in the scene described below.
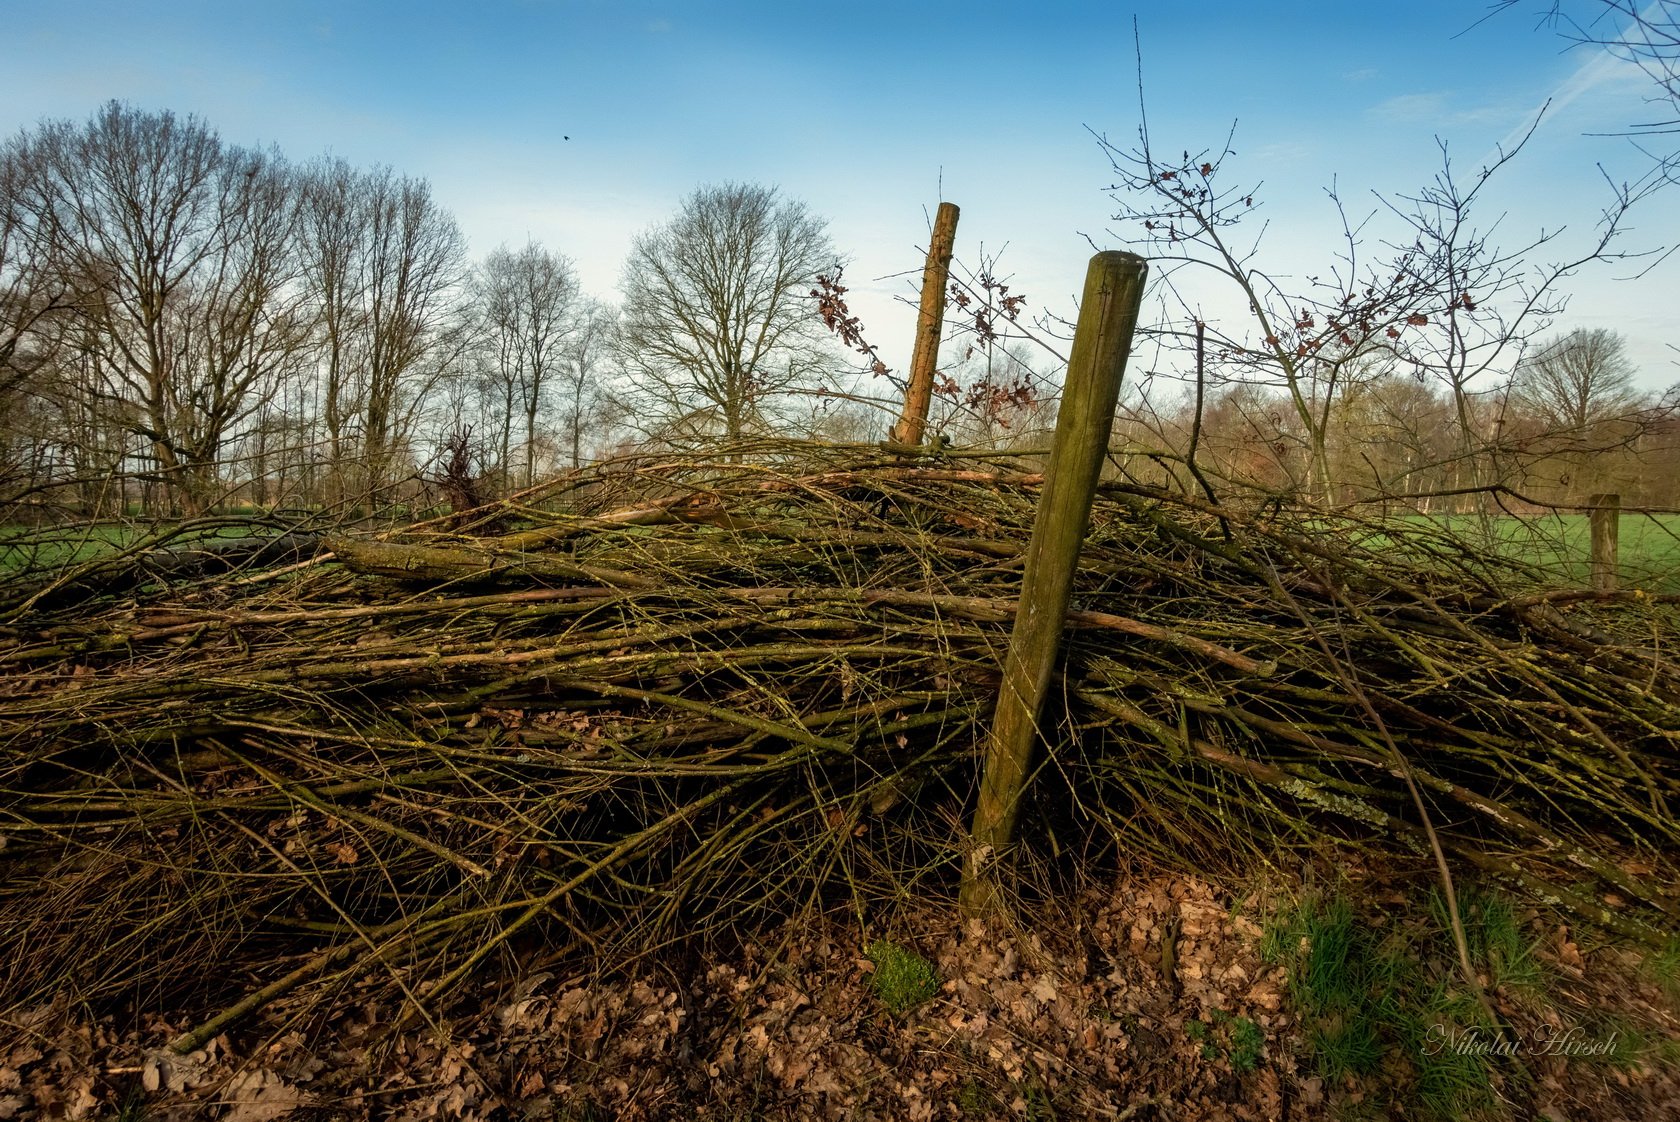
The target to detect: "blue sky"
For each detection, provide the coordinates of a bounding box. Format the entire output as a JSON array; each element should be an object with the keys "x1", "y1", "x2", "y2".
[{"x1": 7, "y1": 1, "x2": 1675, "y2": 390}]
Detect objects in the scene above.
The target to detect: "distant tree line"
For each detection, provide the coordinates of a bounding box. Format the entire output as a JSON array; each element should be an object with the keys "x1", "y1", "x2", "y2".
[
  {"x1": 2, "y1": 101, "x2": 1675, "y2": 523},
  {"x1": 1112, "y1": 326, "x2": 1680, "y2": 511},
  {"x1": 0, "y1": 103, "x2": 857, "y2": 519}
]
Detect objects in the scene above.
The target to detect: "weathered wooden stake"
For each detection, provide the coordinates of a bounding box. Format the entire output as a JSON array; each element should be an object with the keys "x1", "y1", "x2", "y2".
[
  {"x1": 1589, "y1": 492, "x2": 1620, "y2": 592},
  {"x1": 959, "y1": 250, "x2": 1148, "y2": 916},
  {"x1": 891, "y1": 202, "x2": 960, "y2": 446}
]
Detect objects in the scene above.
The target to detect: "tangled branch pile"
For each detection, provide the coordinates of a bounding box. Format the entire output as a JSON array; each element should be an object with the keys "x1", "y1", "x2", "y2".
[{"x1": 1, "y1": 444, "x2": 1676, "y2": 1046}]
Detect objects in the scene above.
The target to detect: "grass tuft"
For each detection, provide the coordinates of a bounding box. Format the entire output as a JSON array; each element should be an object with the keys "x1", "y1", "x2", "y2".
[
  {"x1": 1644, "y1": 937, "x2": 1680, "y2": 1005},
  {"x1": 866, "y1": 939, "x2": 941, "y2": 1016},
  {"x1": 1435, "y1": 888, "x2": 1547, "y2": 997},
  {"x1": 1187, "y1": 1010, "x2": 1266, "y2": 1073},
  {"x1": 1266, "y1": 891, "x2": 1507, "y2": 1119}
]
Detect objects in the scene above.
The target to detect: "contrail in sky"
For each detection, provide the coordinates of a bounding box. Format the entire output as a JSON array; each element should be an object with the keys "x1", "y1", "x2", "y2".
[{"x1": 1476, "y1": 1, "x2": 1661, "y2": 173}]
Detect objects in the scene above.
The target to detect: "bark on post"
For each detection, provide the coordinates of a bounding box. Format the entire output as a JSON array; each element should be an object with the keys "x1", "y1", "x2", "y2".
[
  {"x1": 1589, "y1": 493, "x2": 1620, "y2": 593},
  {"x1": 891, "y1": 202, "x2": 960, "y2": 446},
  {"x1": 960, "y1": 250, "x2": 1148, "y2": 916}
]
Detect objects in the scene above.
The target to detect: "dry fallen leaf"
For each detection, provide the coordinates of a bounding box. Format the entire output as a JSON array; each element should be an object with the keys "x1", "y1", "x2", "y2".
[
  {"x1": 221, "y1": 1069, "x2": 303, "y2": 1122},
  {"x1": 1557, "y1": 926, "x2": 1585, "y2": 971}
]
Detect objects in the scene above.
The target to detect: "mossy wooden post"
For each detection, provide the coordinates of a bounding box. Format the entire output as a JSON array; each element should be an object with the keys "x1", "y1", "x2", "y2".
[
  {"x1": 1589, "y1": 493, "x2": 1620, "y2": 592},
  {"x1": 891, "y1": 202, "x2": 960, "y2": 446},
  {"x1": 960, "y1": 250, "x2": 1148, "y2": 916}
]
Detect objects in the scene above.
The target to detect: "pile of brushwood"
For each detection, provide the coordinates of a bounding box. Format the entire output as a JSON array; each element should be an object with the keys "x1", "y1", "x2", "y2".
[{"x1": 1, "y1": 442, "x2": 1676, "y2": 1051}]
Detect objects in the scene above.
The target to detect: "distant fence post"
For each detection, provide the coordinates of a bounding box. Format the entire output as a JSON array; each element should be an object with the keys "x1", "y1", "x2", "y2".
[
  {"x1": 1589, "y1": 493, "x2": 1620, "y2": 593},
  {"x1": 891, "y1": 202, "x2": 960, "y2": 446},
  {"x1": 959, "y1": 250, "x2": 1148, "y2": 917}
]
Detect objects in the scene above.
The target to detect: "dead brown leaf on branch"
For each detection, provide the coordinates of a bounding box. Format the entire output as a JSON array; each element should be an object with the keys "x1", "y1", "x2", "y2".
[{"x1": 810, "y1": 268, "x2": 891, "y2": 379}]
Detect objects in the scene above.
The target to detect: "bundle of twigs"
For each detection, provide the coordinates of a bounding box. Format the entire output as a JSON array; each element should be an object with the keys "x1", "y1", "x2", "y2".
[{"x1": 1, "y1": 443, "x2": 1675, "y2": 1047}]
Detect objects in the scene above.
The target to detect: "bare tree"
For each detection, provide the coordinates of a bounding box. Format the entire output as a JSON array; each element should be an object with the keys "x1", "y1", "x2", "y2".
[
  {"x1": 13, "y1": 103, "x2": 226, "y2": 511},
  {"x1": 474, "y1": 276, "x2": 520, "y2": 488},
  {"x1": 0, "y1": 144, "x2": 78, "y2": 404},
  {"x1": 1097, "y1": 84, "x2": 1649, "y2": 505},
  {"x1": 298, "y1": 157, "x2": 366, "y2": 508},
  {"x1": 1513, "y1": 327, "x2": 1643, "y2": 430},
  {"x1": 0, "y1": 142, "x2": 69, "y2": 502},
  {"x1": 164, "y1": 152, "x2": 313, "y2": 506},
  {"x1": 475, "y1": 242, "x2": 577, "y2": 488},
  {"x1": 360, "y1": 171, "x2": 466, "y2": 499},
  {"x1": 1501, "y1": 326, "x2": 1663, "y2": 497},
  {"x1": 298, "y1": 160, "x2": 467, "y2": 507},
  {"x1": 1098, "y1": 124, "x2": 1443, "y2": 501},
  {"x1": 1330, "y1": 368, "x2": 1458, "y2": 506},
  {"x1": 6, "y1": 102, "x2": 314, "y2": 513},
  {"x1": 618, "y1": 182, "x2": 837, "y2": 442},
  {"x1": 558, "y1": 297, "x2": 616, "y2": 469}
]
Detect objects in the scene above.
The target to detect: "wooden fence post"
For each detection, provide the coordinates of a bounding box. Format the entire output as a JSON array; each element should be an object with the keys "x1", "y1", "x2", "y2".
[
  {"x1": 1589, "y1": 493, "x2": 1619, "y2": 592},
  {"x1": 891, "y1": 202, "x2": 960, "y2": 446},
  {"x1": 959, "y1": 250, "x2": 1148, "y2": 916}
]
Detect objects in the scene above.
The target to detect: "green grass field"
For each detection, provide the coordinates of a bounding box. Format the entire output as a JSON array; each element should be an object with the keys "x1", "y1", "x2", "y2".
[
  {"x1": 1410, "y1": 512, "x2": 1680, "y2": 593},
  {"x1": 0, "y1": 522, "x2": 145, "y2": 575},
  {"x1": 0, "y1": 520, "x2": 265, "y2": 578}
]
